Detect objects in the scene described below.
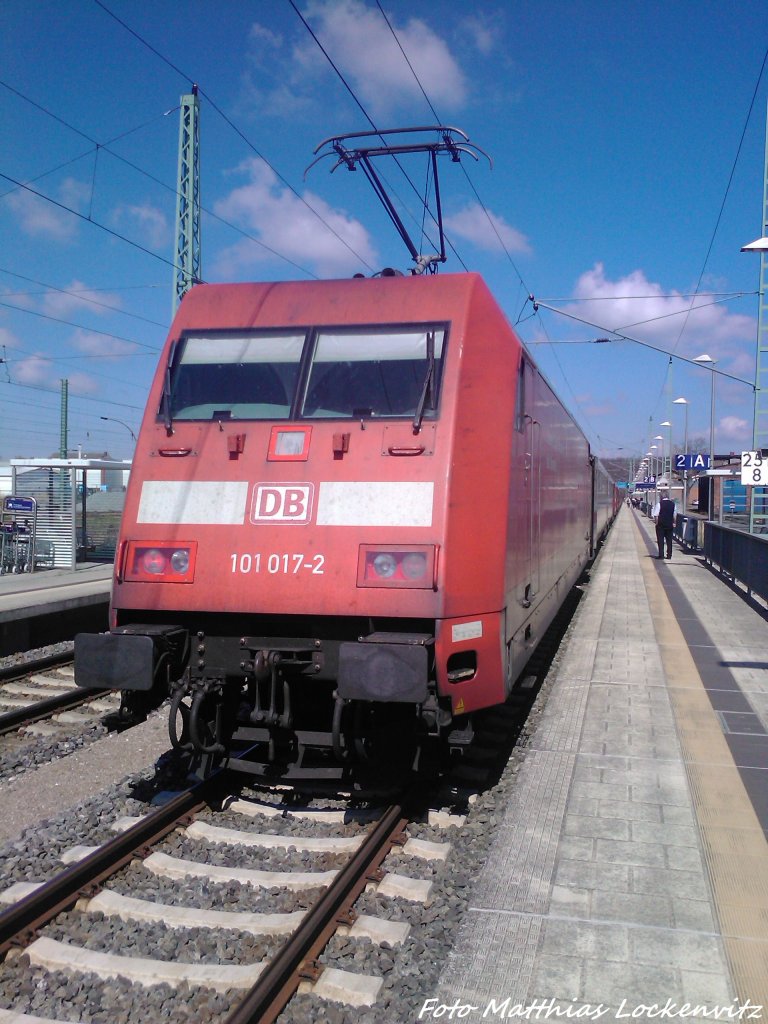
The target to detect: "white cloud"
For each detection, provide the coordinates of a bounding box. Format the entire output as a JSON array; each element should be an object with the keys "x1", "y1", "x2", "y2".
[
  {"x1": 13, "y1": 354, "x2": 54, "y2": 385},
  {"x1": 10, "y1": 348, "x2": 98, "y2": 394},
  {"x1": 570, "y1": 263, "x2": 755, "y2": 360},
  {"x1": 719, "y1": 415, "x2": 750, "y2": 441},
  {"x1": 71, "y1": 328, "x2": 138, "y2": 358},
  {"x1": 59, "y1": 178, "x2": 90, "y2": 212},
  {"x1": 6, "y1": 177, "x2": 92, "y2": 241},
  {"x1": 245, "y1": 1, "x2": 466, "y2": 120},
  {"x1": 584, "y1": 400, "x2": 617, "y2": 417},
  {"x1": 250, "y1": 22, "x2": 282, "y2": 48},
  {"x1": 66, "y1": 371, "x2": 99, "y2": 395},
  {"x1": 112, "y1": 203, "x2": 170, "y2": 251},
  {"x1": 301, "y1": 0, "x2": 466, "y2": 116},
  {"x1": 41, "y1": 281, "x2": 123, "y2": 318},
  {"x1": 444, "y1": 201, "x2": 530, "y2": 255},
  {"x1": 6, "y1": 185, "x2": 76, "y2": 241},
  {"x1": 212, "y1": 157, "x2": 377, "y2": 278},
  {"x1": 460, "y1": 14, "x2": 497, "y2": 55},
  {"x1": 0, "y1": 326, "x2": 22, "y2": 350}
]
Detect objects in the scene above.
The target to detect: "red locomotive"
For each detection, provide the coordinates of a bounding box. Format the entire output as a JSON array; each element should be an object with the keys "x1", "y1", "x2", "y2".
[{"x1": 76, "y1": 270, "x2": 616, "y2": 778}]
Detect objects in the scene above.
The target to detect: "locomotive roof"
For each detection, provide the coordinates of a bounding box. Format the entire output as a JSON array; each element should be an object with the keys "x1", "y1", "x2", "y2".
[{"x1": 170, "y1": 272, "x2": 499, "y2": 334}]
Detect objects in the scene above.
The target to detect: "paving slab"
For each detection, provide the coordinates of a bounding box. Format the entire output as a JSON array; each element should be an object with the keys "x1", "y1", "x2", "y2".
[{"x1": 429, "y1": 506, "x2": 768, "y2": 1022}]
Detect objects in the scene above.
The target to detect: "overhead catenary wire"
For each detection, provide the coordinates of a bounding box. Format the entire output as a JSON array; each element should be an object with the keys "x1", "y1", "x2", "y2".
[
  {"x1": 92, "y1": 0, "x2": 376, "y2": 274},
  {"x1": 0, "y1": 299, "x2": 162, "y2": 353},
  {"x1": 614, "y1": 293, "x2": 755, "y2": 332},
  {"x1": 0, "y1": 377, "x2": 144, "y2": 411},
  {"x1": 289, "y1": 0, "x2": 464, "y2": 271},
  {"x1": 0, "y1": 80, "x2": 320, "y2": 281},
  {"x1": 3, "y1": 350, "x2": 153, "y2": 393},
  {"x1": 0, "y1": 170, "x2": 189, "y2": 280},
  {"x1": 2, "y1": 347, "x2": 152, "y2": 390},
  {"x1": 539, "y1": 291, "x2": 756, "y2": 302},
  {"x1": 533, "y1": 292, "x2": 756, "y2": 335},
  {"x1": 530, "y1": 298, "x2": 755, "y2": 387},
  {"x1": 622, "y1": 41, "x2": 768, "y2": 431},
  {"x1": 0, "y1": 78, "x2": 177, "y2": 152},
  {"x1": 0, "y1": 267, "x2": 168, "y2": 330},
  {"x1": 4, "y1": 5, "x2": 761, "y2": 462},
  {"x1": 669, "y1": 43, "x2": 768, "y2": 353},
  {"x1": 374, "y1": 2, "x2": 528, "y2": 289},
  {"x1": 371, "y1": 0, "x2": 603, "y2": 444}
]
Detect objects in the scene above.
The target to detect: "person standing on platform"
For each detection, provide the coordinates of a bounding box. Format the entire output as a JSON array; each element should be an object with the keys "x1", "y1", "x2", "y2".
[{"x1": 652, "y1": 491, "x2": 676, "y2": 559}]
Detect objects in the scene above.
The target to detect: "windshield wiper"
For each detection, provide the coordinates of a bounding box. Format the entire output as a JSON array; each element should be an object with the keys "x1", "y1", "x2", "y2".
[
  {"x1": 162, "y1": 340, "x2": 176, "y2": 436},
  {"x1": 412, "y1": 331, "x2": 435, "y2": 433}
]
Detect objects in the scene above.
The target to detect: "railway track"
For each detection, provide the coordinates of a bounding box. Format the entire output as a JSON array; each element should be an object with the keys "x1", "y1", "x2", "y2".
[
  {"x1": 0, "y1": 657, "x2": 120, "y2": 784},
  {"x1": 0, "y1": 768, "x2": 460, "y2": 1023},
  {"x1": 0, "y1": 648, "x2": 115, "y2": 732},
  {"x1": 0, "y1": 679, "x2": 113, "y2": 737},
  {"x1": 0, "y1": 581, "x2": 583, "y2": 1022},
  {"x1": 0, "y1": 649, "x2": 76, "y2": 685}
]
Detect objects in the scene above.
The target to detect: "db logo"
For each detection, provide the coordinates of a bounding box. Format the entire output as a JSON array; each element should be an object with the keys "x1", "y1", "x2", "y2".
[{"x1": 250, "y1": 483, "x2": 314, "y2": 524}]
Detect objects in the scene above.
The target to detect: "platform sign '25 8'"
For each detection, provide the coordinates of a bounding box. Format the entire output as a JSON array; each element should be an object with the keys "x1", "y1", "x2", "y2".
[{"x1": 741, "y1": 451, "x2": 768, "y2": 486}]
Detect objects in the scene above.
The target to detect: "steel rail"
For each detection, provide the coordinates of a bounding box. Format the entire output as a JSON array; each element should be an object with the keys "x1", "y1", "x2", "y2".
[
  {"x1": 0, "y1": 773, "x2": 228, "y2": 958},
  {"x1": 0, "y1": 686, "x2": 110, "y2": 737},
  {"x1": 0, "y1": 651, "x2": 74, "y2": 684},
  {"x1": 223, "y1": 800, "x2": 409, "y2": 1024}
]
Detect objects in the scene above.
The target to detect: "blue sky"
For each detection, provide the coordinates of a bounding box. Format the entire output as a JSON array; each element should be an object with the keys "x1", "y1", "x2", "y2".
[{"x1": 1, "y1": 0, "x2": 767, "y2": 467}]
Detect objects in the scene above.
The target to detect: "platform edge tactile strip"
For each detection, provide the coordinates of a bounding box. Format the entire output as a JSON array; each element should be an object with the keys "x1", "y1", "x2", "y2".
[{"x1": 632, "y1": 511, "x2": 768, "y2": 1010}]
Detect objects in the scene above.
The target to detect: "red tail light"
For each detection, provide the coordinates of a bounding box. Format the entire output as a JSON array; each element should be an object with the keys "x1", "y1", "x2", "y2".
[
  {"x1": 357, "y1": 545, "x2": 437, "y2": 589},
  {"x1": 125, "y1": 541, "x2": 197, "y2": 583}
]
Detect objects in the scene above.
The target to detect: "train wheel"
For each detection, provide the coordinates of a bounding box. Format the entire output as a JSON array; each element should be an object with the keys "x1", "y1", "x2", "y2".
[{"x1": 351, "y1": 701, "x2": 419, "y2": 771}]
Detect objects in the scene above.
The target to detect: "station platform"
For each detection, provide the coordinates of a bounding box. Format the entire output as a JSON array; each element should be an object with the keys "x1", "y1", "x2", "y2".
[
  {"x1": 0, "y1": 563, "x2": 112, "y2": 655},
  {"x1": 434, "y1": 504, "x2": 768, "y2": 1021}
]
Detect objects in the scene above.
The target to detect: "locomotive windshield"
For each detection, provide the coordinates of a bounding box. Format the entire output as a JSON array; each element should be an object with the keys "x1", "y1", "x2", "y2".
[
  {"x1": 163, "y1": 325, "x2": 446, "y2": 423},
  {"x1": 166, "y1": 332, "x2": 304, "y2": 421},
  {"x1": 301, "y1": 328, "x2": 444, "y2": 419}
]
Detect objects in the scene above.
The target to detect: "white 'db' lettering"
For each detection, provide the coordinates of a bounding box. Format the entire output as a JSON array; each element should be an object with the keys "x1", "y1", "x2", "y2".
[{"x1": 250, "y1": 483, "x2": 314, "y2": 524}]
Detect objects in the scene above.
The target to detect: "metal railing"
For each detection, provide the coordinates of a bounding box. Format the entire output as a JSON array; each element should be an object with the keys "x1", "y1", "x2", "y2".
[
  {"x1": 703, "y1": 522, "x2": 768, "y2": 603},
  {"x1": 674, "y1": 515, "x2": 705, "y2": 552}
]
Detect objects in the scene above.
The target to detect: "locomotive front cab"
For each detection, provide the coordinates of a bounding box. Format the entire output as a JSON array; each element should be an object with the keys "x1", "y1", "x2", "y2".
[{"x1": 76, "y1": 278, "x2": 469, "y2": 778}]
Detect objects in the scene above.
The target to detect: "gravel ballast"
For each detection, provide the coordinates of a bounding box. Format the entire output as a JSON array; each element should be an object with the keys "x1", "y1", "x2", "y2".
[{"x1": 0, "y1": 609, "x2": 577, "y2": 1024}]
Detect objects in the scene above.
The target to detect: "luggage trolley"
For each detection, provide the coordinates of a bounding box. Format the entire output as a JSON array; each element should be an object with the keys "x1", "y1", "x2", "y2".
[{"x1": 1, "y1": 496, "x2": 38, "y2": 574}]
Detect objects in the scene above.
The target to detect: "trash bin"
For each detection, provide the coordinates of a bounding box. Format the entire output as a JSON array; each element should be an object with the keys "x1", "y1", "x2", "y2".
[{"x1": 683, "y1": 517, "x2": 698, "y2": 549}]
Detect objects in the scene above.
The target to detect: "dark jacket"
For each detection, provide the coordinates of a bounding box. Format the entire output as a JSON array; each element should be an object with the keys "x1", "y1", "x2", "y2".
[{"x1": 657, "y1": 498, "x2": 675, "y2": 528}]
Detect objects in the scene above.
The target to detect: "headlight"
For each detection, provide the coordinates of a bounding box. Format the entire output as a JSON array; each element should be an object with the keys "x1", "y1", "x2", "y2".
[
  {"x1": 124, "y1": 541, "x2": 197, "y2": 583},
  {"x1": 357, "y1": 545, "x2": 437, "y2": 589},
  {"x1": 401, "y1": 552, "x2": 427, "y2": 579},
  {"x1": 170, "y1": 549, "x2": 190, "y2": 574},
  {"x1": 372, "y1": 553, "x2": 397, "y2": 578},
  {"x1": 142, "y1": 549, "x2": 166, "y2": 574}
]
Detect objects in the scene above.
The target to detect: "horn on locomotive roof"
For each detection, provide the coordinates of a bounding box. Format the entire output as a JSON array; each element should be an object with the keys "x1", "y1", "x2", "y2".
[{"x1": 307, "y1": 126, "x2": 492, "y2": 275}]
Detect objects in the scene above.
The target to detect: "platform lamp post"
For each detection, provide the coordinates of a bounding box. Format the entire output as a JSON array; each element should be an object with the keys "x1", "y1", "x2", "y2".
[
  {"x1": 693, "y1": 355, "x2": 716, "y2": 519},
  {"x1": 673, "y1": 398, "x2": 689, "y2": 510},
  {"x1": 642, "y1": 454, "x2": 652, "y2": 512},
  {"x1": 660, "y1": 421, "x2": 672, "y2": 478},
  {"x1": 740, "y1": 233, "x2": 768, "y2": 533},
  {"x1": 654, "y1": 436, "x2": 665, "y2": 482},
  {"x1": 100, "y1": 416, "x2": 137, "y2": 443},
  {"x1": 650, "y1": 446, "x2": 659, "y2": 494}
]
